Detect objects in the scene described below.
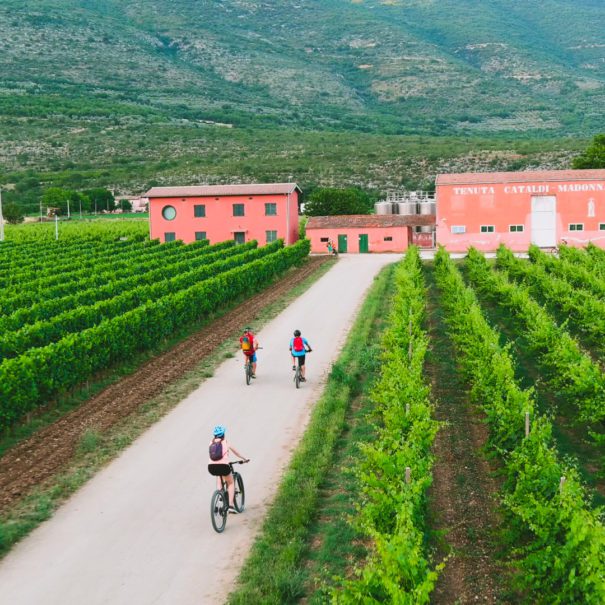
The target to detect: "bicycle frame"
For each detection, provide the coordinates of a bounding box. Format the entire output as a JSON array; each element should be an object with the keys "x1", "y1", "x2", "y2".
[{"x1": 210, "y1": 461, "x2": 248, "y2": 533}]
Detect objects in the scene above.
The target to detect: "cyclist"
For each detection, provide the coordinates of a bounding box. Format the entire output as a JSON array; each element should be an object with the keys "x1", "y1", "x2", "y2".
[
  {"x1": 290, "y1": 329, "x2": 312, "y2": 381},
  {"x1": 208, "y1": 425, "x2": 249, "y2": 514},
  {"x1": 240, "y1": 326, "x2": 259, "y2": 378}
]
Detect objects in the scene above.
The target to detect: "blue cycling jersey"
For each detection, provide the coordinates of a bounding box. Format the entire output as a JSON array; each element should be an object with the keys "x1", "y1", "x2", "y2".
[{"x1": 290, "y1": 337, "x2": 309, "y2": 357}]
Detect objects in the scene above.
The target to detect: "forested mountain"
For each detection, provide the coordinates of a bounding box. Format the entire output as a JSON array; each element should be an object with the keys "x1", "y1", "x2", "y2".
[{"x1": 0, "y1": 0, "x2": 603, "y2": 202}]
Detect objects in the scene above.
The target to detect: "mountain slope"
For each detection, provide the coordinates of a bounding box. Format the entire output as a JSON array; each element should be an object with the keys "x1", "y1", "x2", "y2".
[{"x1": 1, "y1": 0, "x2": 604, "y2": 136}]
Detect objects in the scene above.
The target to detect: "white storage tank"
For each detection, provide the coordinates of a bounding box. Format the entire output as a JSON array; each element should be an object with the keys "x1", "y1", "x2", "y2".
[
  {"x1": 418, "y1": 201, "x2": 436, "y2": 215},
  {"x1": 375, "y1": 201, "x2": 393, "y2": 215},
  {"x1": 396, "y1": 201, "x2": 417, "y2": 215}
]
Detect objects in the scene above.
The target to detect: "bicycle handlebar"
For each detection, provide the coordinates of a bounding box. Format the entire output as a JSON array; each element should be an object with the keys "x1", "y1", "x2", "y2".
[{"x1": 231, "y1": 459, "x2": 250, "y2": 465}]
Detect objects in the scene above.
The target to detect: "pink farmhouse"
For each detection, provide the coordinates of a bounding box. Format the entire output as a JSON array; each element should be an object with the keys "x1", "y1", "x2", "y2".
[
  {"x1": 146, "y1": 183, "x2": 300, "y2": 245},
  {"x1": 436, "y1": 169, "x2": 605, "y2": 252}
]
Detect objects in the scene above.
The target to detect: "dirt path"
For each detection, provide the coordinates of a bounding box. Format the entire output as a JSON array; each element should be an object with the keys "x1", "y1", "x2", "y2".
[
  {"x1": 0, "y1": 257, "x2": 328, "y2": 513},
  {"x1": 424, "y1": 266, "x2": 509, "y2": 604},
  {"x1": 0, "y1": 254, "x2": 399, "y2": 605}
]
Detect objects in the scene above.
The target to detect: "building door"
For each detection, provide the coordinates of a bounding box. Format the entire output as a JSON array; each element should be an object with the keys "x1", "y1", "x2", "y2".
[
  {"x1": 338, "y1": 234, "x2": 348, "y2": 253},
  {"x1": 234, "y1": 232, "x2": 245, "y2": 244},
  {"x1": 358, "y1": 234, "x2": 369, "y2": 253},
  {"x1": 531, "y1": 196, "x2": 556, "y2": 247}
]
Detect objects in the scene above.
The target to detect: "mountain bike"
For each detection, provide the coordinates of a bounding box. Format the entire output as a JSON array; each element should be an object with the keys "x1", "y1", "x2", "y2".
[
  {"x1": 244, "y1": 347, "x2": 262, "y2": 385},
  {"x1": 293, "y1": 350, "x2": 312, "y2": 389},
  {"x1": 209, "y1": 460, "x2": 249, "y2": 533},
  {"x1": 244, "y1": 355, "x2": 253, "y2": 385}
]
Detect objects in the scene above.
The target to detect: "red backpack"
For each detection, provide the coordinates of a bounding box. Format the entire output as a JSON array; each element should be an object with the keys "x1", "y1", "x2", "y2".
[
  {"x1": 241, "y1": 332, "x2": 254, "y2": 354},
  {"x1": 293, "y1": 336, "x2": 304, "y2": 352}
]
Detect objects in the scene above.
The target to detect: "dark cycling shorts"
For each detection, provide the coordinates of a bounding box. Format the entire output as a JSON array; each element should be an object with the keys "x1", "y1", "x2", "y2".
[
  {"x1": 208, "y1": 463, "x2": 231, "y2": 477},
  {"x1": 294, "y1": 355, "x2": 306, "y2": 367}
]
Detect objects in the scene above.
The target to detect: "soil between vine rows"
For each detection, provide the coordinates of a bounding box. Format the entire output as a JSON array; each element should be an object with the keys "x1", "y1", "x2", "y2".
[
  {"x1": 424, "y1": 266, "x2": 511, "y2": 604},
  {"x1": 0, "y1": 256, "x2": 330, "y2": 513}
]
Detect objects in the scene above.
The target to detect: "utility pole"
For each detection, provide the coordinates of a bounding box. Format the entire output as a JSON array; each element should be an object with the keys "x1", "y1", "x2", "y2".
[
  {"x1": 0, "y1": 188, "x2": 4, "y2": 242},
  {"x1": 55, "y1": 213, "x2": 58, "y2": 240}
]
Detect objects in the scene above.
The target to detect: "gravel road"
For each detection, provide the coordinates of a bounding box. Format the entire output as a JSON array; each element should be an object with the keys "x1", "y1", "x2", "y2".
[{"x1": 0, "y1": 254, "x2": 399, "y2": 605}]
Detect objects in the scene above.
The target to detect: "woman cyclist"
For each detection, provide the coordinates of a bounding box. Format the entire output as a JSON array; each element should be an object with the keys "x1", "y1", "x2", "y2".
[
  {"x1": 289, "y1": 329, "x2": 312, "y2": 381},
  {"x1": 207, "y1": 425, "x2": 249, "y2": 514}
]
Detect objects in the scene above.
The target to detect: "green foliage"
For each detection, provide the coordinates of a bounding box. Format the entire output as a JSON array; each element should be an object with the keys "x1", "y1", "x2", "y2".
[
  {"x1": 572, "y1": 134, "x2": 605, "y2": 169},
  {"x1": 118, "y1": 199, "x2": 132, "y2": 212},
  {"x1": 305, "y1": 188, "x2": 374, "y2": 216},
  {"x1": 83, "y1": 188, "x2": 115, "y2": 213},
  {"x1": 0, "y1": 236, "x2": 310, "y2": 430},
  {"x1": 334, "y1": 247, "x2": 441, "y2": 603},
  {"x1": 41, "y1": 187, "x2": 71, "y2": 215},
  {"x1": 2, "y1": 202, "x2": 24, "y2": 224},
  {"x1": 471, "y1": 246, "x2": 605, "y2": 427},
  {"x1": 435, "y1": 247, "x2": 605, "y2": 603}
]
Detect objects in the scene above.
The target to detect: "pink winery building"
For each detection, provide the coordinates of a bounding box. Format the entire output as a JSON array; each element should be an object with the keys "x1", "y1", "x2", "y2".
[
  {"x1": 306, "y1": 215, "x2": 435, "y2": 253},
  {"x1": 146, "y1": 183, "x2": 300, "y2": 245},
  {"x1": 436, "y1": 169, "x2": 605, "y2": 252}
]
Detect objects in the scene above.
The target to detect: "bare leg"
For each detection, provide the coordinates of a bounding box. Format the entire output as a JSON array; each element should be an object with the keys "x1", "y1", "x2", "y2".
[{"x1": 225, "y1": 474, "x2": 235, "y2": 507}]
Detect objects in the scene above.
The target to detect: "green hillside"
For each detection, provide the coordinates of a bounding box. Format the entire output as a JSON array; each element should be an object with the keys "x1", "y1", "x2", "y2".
[{"x1": 0, "y1": 0, "x2": 603, "y2": 207}]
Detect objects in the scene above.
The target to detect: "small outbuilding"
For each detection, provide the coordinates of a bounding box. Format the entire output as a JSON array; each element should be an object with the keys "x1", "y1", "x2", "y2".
[{"x1": 306, "y1": 214, "x2": 435, "y2": 254}]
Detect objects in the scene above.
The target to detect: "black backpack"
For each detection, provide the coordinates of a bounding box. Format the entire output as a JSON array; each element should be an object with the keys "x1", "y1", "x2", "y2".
[{"x1": 209, "y1": 439, "x2": 224, "y2": 461}]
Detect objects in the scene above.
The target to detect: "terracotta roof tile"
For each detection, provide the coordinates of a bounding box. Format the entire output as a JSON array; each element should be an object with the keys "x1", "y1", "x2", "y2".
[
  {"x1": 306, "y1": 214, "x2": 435, "y2": 229},
  {"x1": 436, "y1": 169, "x2": 605, "y2": 186},
  {"x1": 145, "y1": 183, "x2": 301, "y2": 198}
]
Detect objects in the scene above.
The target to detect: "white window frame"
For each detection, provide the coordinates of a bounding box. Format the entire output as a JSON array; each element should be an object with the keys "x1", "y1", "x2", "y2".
[
  {"x1": 509, "y1": 225, "x2": 524, "y2": 233},
  {"x1": 569, "y1": 223, "x2": 584, "y2": 231},
  {"x1": 451, "y1": 225, "x2": 466, "y2": 234},
  {"x1": 480, "y1": 225, "x2": 495, "y2": 233},
  {"x1": 266, "y1": 230, "x2": 278, "y2": 243}
]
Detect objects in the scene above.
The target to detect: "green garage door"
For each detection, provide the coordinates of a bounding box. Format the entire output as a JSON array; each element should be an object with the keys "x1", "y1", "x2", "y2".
[
  {"x1": 338, "y1": 234, "x2": 348, "y2": 253},
  {"x1": 359, "y1": 234, "x2": 369, "y2": 253}
]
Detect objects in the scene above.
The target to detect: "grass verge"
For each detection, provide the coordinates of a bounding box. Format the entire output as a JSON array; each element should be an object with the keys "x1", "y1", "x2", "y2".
[
  {"x1": 227, "y1": 263, "x2": 396, "y2": 605},
  {"x1": 0, "y1": 257, "x2": 335, "y2": 559}
]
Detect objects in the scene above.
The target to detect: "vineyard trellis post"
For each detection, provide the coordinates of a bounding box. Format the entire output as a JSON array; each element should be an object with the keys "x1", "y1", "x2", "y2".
[
  {"x1": 405, "y1": 467, "x2": 411, "y2": 484},
  {"x1": 525, "y1": 412, "x2": 530, "y2": 437}
]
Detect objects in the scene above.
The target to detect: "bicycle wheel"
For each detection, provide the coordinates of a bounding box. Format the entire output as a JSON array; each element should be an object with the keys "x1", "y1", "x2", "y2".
[
  {"x1": 245, "y1": 360, "x2": 251, "y2": 386},
  {"x1": 233, "y1": 472, "x2": 246, "y2": 512},
  {"x1": 210, "y1": 489, "x2": 228, "y2": 533},
  {"x1": 294, "y1": 368, "x2": 300, "y2": 389}
]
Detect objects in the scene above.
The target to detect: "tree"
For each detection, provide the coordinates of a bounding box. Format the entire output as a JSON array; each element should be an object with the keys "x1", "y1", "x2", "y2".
[
  {"x1": 118, "y1": 198, "x2": 133, "y2": 212},
  {"x1": 84, "y1": 188, "x2": 115, "y2": 213},
  {"x1": 572, "y1": 134, "x2": 605, "y2": 169},
  {"x1": 304, "y1": 187, "x2": 374, "y2": 216},
  {"x1": 3, "y1": 202, "x2": 24, "y2": 224},
  {"x1": 70, "y1": 191, "x2": 91, "y2": 214},
  {"x1": 41, "y1": 187, "x2": 72, "y2": 215}
]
